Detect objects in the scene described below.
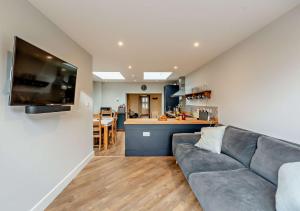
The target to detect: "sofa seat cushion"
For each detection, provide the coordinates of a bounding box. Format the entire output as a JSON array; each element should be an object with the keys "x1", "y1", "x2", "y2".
[
  {"x1": 175, "y1": 143, "x2": 245, "y2": 179},
  {"x1": 189, "y1": 169, "x2": 276, "y2": 211},
  {"x1": 250, "y1": 136, "x2": 300, "y2": 185},
  {"x1": 221, "y1": 126, "x2": 261, "y2": 167}
]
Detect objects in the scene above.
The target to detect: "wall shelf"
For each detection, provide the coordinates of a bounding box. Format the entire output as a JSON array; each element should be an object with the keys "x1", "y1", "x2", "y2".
[{"x1": 185, "y1": 90, "x2": 211, "y2": 100}]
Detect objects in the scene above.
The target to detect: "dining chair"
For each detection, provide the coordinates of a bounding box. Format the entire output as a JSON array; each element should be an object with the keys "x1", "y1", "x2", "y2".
[
  {"x1": 110, "y1": 112, "x2": 118, "y2": 144},
  {"x1": 93, "y1": 113, "x2": 100, "y2": 119},
  {"x1": 100, "y1": 107, "x2": 113, "y2": 117},
  {"x1": 114, "y1": 112, "x2": 118, "y2": 142},
  {"x1": 93, "y1": 114, "x2": 103, "y2": 150}
]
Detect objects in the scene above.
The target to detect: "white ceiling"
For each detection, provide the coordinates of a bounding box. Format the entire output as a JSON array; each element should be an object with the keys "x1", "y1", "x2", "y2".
[{"x1": 29, "y1": 0, "x2": 300, "y2": 82}]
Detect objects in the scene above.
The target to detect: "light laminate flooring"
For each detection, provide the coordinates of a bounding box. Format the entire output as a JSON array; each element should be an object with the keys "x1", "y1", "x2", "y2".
[{"x1": 46, "y1": 156, "x2": 202, "y2": 211}]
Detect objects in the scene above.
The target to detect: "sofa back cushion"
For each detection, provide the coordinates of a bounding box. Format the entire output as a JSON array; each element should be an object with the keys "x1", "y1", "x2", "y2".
[
  {"x1": 250, "y1": 136, "x2": 300, "y2": 185},
  {"x1": 221, "y1": 126, "x2": 260, "y2": 167}
]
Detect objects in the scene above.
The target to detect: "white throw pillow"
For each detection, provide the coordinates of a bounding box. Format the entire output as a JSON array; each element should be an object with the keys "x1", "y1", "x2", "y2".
[
  {"x1": 194, "y1": 126, "x2": 227, "y2": 154},
  {"x1": 276, "y1": 162, "x2": 300, "y2": 211}
]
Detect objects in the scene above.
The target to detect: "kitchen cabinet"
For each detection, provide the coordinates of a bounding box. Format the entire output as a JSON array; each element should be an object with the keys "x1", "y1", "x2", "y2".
[
  {"x1": 117, "y1": 112, "x2": 126, "y2": 130},
  {"x1": 164, "y1": 85, "x2": 179, "y2": 112},
  {"x1": 124, "y1": 118, "x2": 217, "y2": 156}
]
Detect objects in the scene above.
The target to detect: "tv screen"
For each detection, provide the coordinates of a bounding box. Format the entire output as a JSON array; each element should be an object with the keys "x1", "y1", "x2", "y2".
[{"x1": 9, "y1": 37, "x2": 78, "y2": 106}]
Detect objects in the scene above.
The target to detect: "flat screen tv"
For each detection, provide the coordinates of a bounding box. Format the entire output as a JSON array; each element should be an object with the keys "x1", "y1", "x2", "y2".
[{"x1": 9, "y1": 37, "x2": 78, "y2": 106}]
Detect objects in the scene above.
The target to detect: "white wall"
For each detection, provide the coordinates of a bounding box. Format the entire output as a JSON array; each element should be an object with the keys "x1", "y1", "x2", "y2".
[
  {"x1": 0, "y1": 0, "x2": 93, "y2": 210},
  {"x1": 98, "y1": 82, "x2": 166, "y2": 112},
  {"x1": 93, "y1": 82, "x2": 102, "y2": 113},
  {"x1": 186, "y1": 6, "x2": 300, "y2": 144}
]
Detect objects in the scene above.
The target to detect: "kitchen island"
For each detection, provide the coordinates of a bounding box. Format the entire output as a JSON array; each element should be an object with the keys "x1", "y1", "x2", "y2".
[{"x1": 124, "y1": 118, "x2": 217, "y2": 156}]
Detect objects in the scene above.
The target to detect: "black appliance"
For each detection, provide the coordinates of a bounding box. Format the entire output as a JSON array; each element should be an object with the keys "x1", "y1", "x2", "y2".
[{"x1": 9, "y1": 37, "x2": 77, "y2": 110}]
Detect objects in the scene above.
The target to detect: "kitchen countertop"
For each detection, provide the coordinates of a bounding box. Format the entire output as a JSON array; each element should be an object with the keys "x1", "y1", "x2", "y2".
[{"x1": 124, "y1": 118, "x2": 218, "y2": 125}]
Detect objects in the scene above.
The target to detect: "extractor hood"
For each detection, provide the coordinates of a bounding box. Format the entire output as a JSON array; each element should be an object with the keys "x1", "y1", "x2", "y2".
[{"x1": 172, "y1": 77, "x2": 185, "y2": 97}]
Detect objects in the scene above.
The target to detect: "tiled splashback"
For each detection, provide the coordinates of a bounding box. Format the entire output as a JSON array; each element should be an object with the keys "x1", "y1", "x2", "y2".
[{"x1": 184, "y1": 105, "x2": 218, "y2": 120}]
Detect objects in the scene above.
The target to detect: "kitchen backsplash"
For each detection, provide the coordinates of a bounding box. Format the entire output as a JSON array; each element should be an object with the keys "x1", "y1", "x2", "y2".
[{"x1": 184, "y1": 105, "x2": 218, "y2": 121}]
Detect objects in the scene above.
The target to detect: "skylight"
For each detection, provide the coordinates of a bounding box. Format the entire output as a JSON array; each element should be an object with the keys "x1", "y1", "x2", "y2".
[
  {"x1": 93, "y1": 72, "x2": 125, "y2": 80},
  {"x1": 144, "y1": 72, "x2": 172, "y2": 80}
]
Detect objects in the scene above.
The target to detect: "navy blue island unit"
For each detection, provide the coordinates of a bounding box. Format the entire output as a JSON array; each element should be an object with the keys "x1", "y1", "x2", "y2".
[{"x1": 125, "y1": 118, "x2": 217, "y2": 156}]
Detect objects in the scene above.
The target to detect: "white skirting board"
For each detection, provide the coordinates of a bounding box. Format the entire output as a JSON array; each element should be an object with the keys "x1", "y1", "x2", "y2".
[{"x1": 30, "y1": 151, "x2": 95, "y2": 211}]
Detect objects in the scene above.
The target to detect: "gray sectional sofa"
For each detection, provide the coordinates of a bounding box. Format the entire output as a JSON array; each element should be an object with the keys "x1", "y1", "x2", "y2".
[{"x1": 172, "y1": 126, "x2": 300, "y2": 211}]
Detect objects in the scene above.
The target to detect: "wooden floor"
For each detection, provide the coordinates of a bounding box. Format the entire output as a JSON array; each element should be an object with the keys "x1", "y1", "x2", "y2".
[
  {"x1": 46, "y1": 157, "x2": 202, "y2": 211},
  {"x1": 47, "y1": 131, "x2": 201, "y2": 210},
  {"x1": 94, "y1": 132, "x2": 125, "y2": 157}
]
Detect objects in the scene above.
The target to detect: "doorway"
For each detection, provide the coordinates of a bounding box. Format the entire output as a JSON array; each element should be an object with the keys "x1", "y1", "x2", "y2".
[
  {"x1": 139, "y1": 95, "x2": 150, "y2": 118},
  {"x1": 127, "y1": 93, "x2": 162, "y2": 118}
]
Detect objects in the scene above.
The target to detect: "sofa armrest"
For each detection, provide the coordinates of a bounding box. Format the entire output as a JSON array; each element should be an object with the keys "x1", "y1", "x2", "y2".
[{"x1": 172, "y1": 133, "x2": 201, "y2": 155}]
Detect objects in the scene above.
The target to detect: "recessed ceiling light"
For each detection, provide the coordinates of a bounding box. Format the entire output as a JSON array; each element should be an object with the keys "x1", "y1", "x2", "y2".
[
  {"x1": 128, "y1": 65, "x2": 132, "y2": 69},
  {"x1": 46, "y1": 55, "x2": 53, "y2": 59},
  {"x1": 193, "y1": 42, "x2": 200, "y2": 47},
  {"x1": 93, "y1": 72, "x2": 125, "y2": 80},
  {"x1": 144, "y1": 72, "x2": 172, "y2": 80},
  {"x1": 173, "y1": 66, "x2": 178, "y2": 70},
  {"x1": 118, "y1": 41, "x2": 124, "y2": 47}
]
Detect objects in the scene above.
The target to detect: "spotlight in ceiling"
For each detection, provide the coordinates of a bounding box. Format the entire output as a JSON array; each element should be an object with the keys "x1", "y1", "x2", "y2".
[
  {"x1": 118, "y1": 41, "x2": 124, "y2": 47},
  {"x1": 193, "y1": 42, "x2": 200, "y2": 47},
  {"x1": 128, "y1": 65, "x2": 132, "y2": 69},
  {"x1": 173, "y1": 66, "x2": 178, "y2": 70}
]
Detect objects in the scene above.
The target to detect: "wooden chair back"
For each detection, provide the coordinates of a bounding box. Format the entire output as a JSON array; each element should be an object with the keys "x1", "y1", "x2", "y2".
[
  {"x1": 113, "y1": 112, "x2": 118, "y2": 129},
  {"x1": 100, "y1": 107, "x2": 113, "y2": 117},
  {"x1": 93, "y1": 113, "x2": 100, "y2": 119},
  {"x1": 93, "y1": 115, "x2": 102, "y2": 150},
  {"x1": 101, "y1": 111, "x2": 112, "y2": 117},
  {"x1": 107, "y1": 112, "x2": 118, "y2": 145}
]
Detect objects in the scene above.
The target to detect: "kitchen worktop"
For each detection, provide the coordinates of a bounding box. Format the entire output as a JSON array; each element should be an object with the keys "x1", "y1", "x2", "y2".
[{"x1": 124, "y1": 118, "x2": 218, "y2": 125}]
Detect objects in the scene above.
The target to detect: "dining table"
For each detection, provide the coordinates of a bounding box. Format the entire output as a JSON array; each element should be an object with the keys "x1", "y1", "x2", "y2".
[{"x1": 93, "y1": 117, "x2": 114, "y2": 150}]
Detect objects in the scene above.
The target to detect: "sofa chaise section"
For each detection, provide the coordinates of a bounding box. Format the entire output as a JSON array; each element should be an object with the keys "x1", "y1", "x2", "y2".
[{"x1": 189, "y1": 168, "x2": 276, "y2": 211}]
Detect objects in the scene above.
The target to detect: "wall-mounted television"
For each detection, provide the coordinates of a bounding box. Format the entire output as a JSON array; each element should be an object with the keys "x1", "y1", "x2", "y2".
[{"x1": 9, "y1": 37, "x2": 78, "y2": 106}]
